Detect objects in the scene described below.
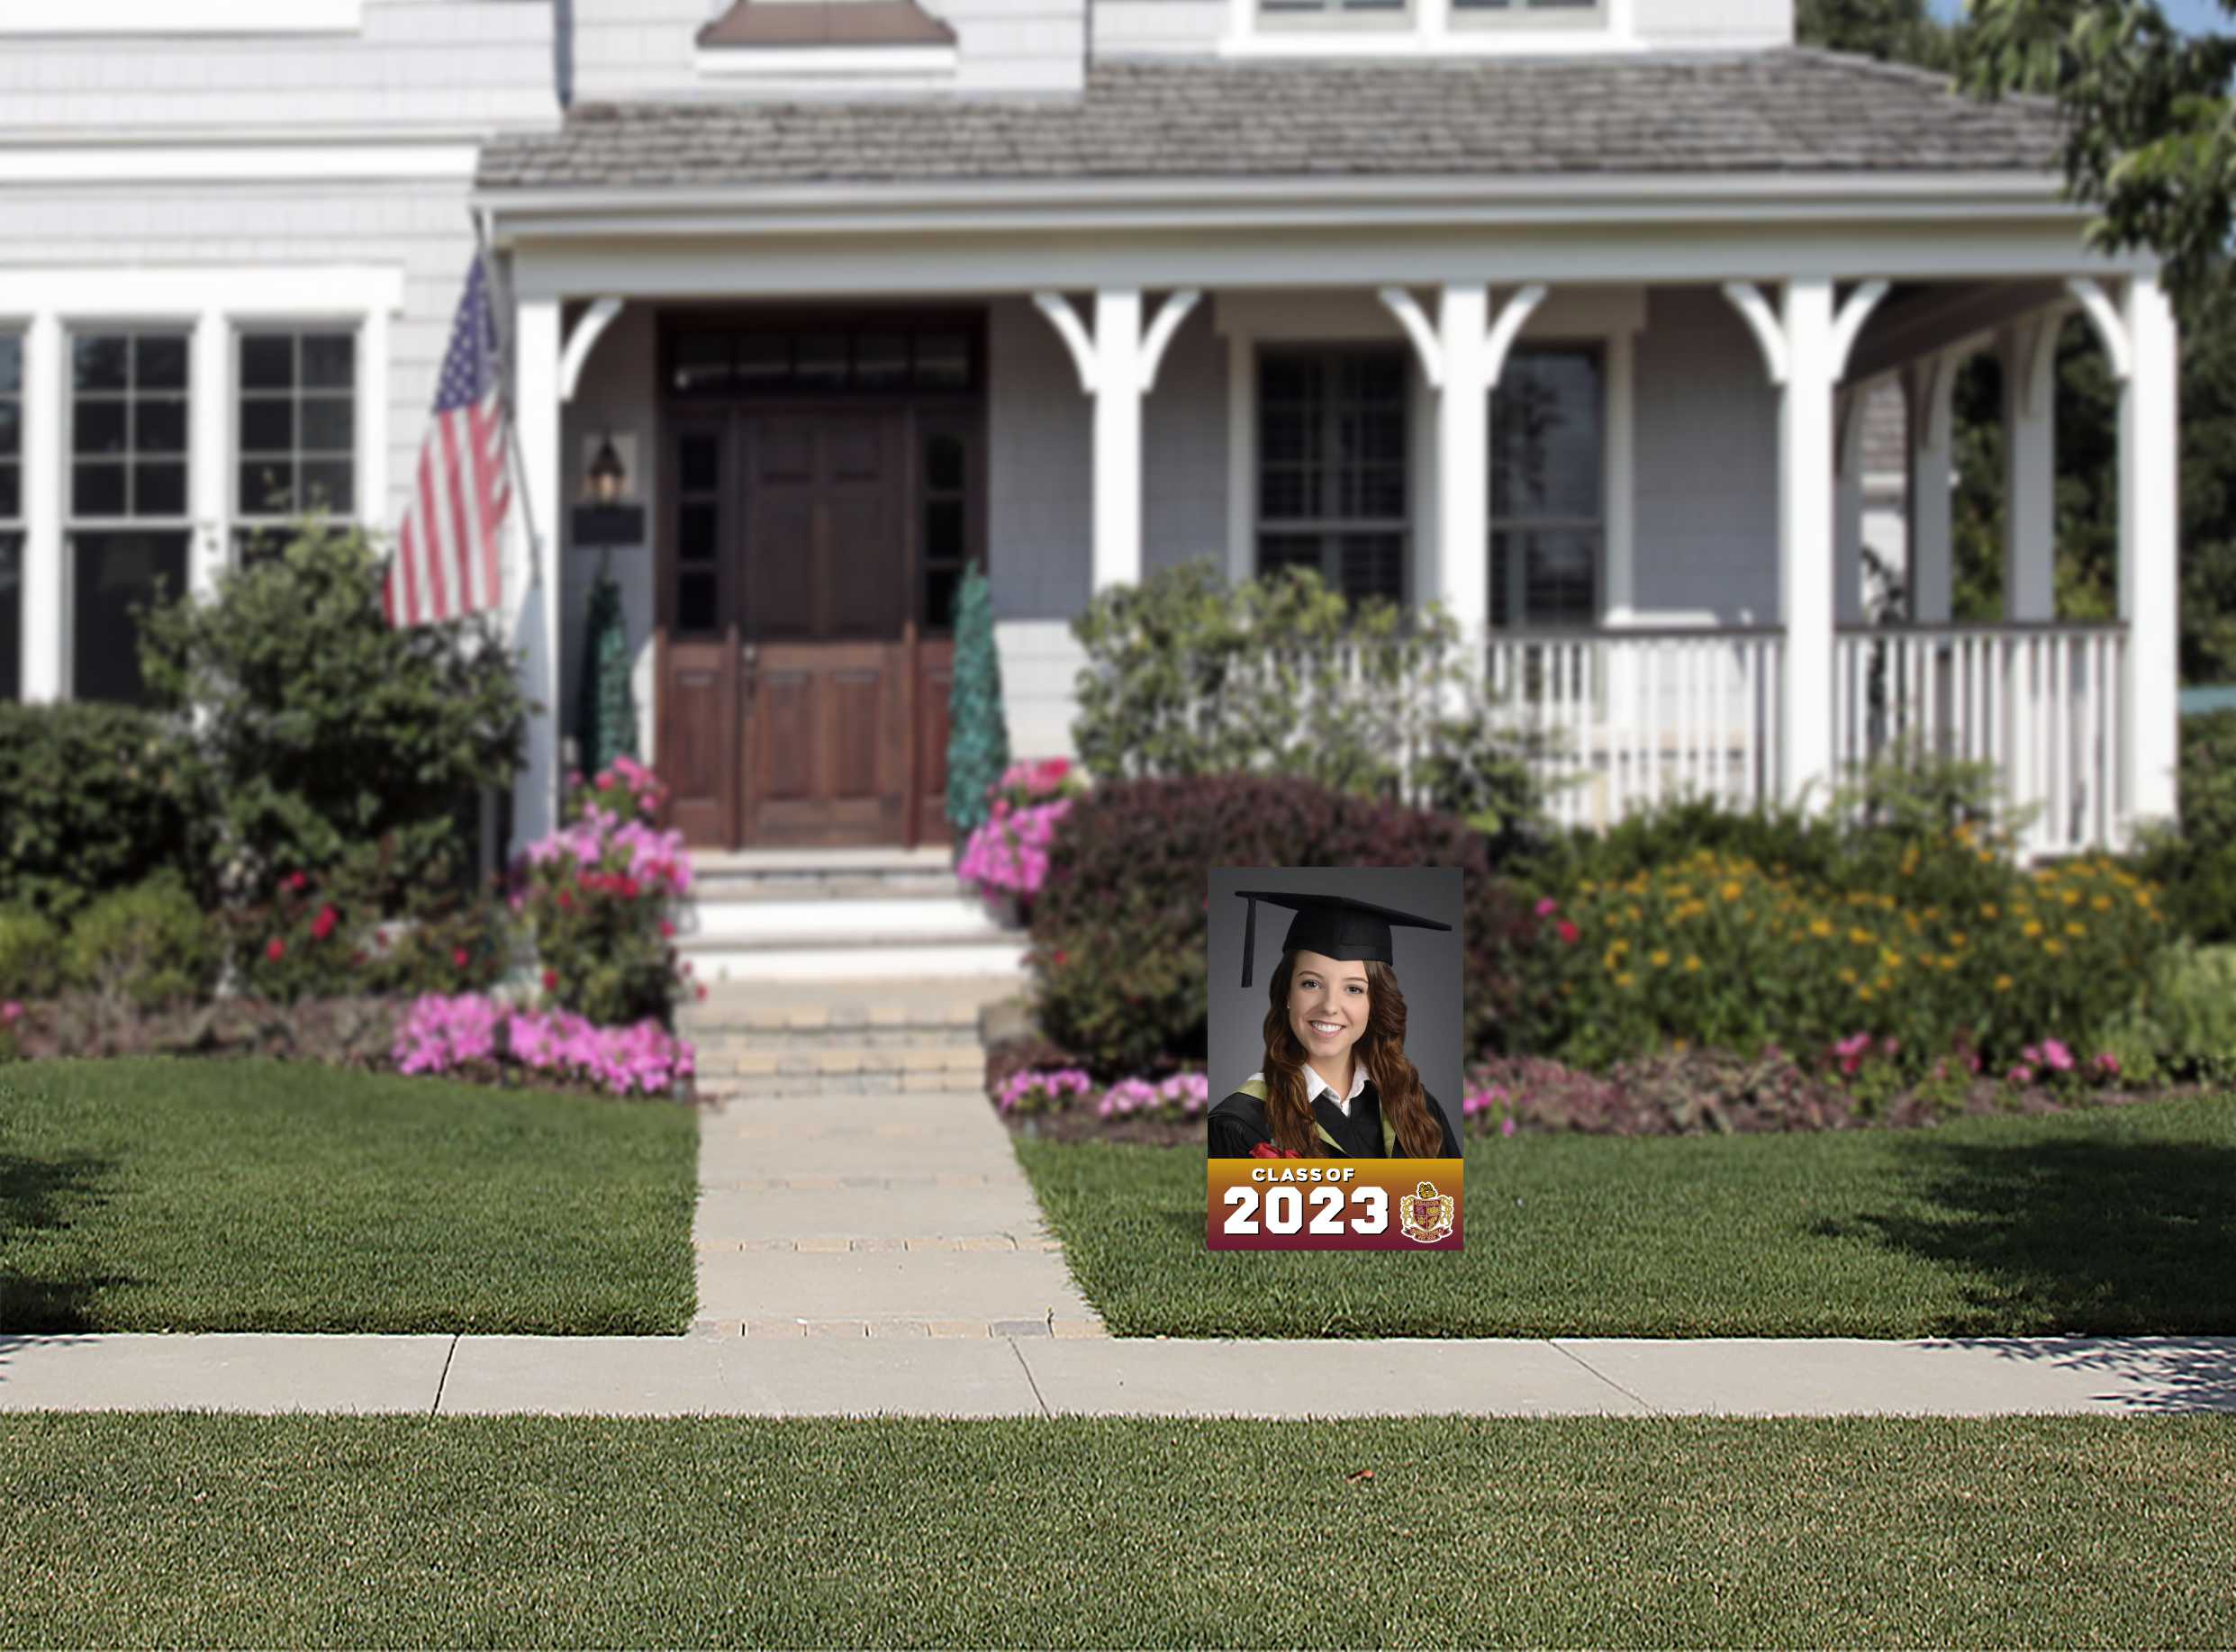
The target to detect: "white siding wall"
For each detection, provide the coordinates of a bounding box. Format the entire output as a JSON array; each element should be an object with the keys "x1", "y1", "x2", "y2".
[
  {"x1": 572, "y1": 0, "x2": 1085, "y2": 99},
  {"x1": 1630, "y1": 284, "x2": 1779, "y2": 621},
  {"x1": 0, "y1": 0, "x2": 553, "y2": 134},
  {"x1": 1095, "y1": 0, "x2": 1790, "y2": 56},
  {"x1": 1643, "y1": 0, "x2": 1791, "y2": 47}
]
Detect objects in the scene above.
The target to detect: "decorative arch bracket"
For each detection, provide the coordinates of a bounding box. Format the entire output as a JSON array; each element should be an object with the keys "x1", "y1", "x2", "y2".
[
  {"x1": 559, "y1": 296, "x2": 625, "y2": 403},
  {"x1": 2065, "y1": 276, "x2": 2132, "y2": 383},
  {"x1": 1032, "y1": 291, "x2": 1100, "y2": 394},
  {"x1": 1721, "y1": 281, "x2": 1789, "y2": 386}
]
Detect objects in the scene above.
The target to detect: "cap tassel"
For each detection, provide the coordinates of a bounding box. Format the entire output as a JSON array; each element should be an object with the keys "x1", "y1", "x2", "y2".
[{"x1": 1241, "y1": 893, "x2": 1257, "y2": 988}]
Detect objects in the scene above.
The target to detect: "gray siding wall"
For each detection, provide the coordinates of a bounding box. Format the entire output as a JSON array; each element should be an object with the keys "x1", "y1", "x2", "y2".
[
  {"x1": 572, "y1": 0, "x2": 1086, "y2": 100},
  {"x1": 0, "y1": 0, "x2": 553, "y2": 135},
  {"x1": 1631, "y1": 284, "x2": 1779, "y2": 621}
]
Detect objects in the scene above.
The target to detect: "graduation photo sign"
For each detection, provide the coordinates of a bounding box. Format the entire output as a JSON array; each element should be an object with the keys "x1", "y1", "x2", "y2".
[{"x1": 1204, "y1": 866, "x2": 1465, "y2": 1251}]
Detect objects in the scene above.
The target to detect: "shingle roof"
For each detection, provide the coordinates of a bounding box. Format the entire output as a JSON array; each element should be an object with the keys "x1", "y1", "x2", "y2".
[{"x1": 477, "y1": 49, "x2": 2065, "y2": 193}]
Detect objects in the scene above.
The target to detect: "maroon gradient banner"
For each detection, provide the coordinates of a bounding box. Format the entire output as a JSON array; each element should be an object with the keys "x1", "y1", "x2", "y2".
[{"x1": 1207, "y1": 1159, "x2": 1464, "y2": 1250}]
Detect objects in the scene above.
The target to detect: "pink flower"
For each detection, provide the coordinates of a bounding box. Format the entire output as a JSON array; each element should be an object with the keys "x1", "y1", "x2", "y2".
[
  {"x1": 2040, "y1": 1037, "x2": 2074, "y2": 1072},
  {"x1": 2094, "y1": 1052, "x2": 2121, "y2": 1076},
  {"x1": 0, "y1": 1001, "x2": 22, "y2": 1025},
  {"x1": 266, "y1": 937, "x2": 286, "y2": 962},
  {"x1": 285, "y1": 871, "x2": 309, "y2": 893},
  {"x1": 1555, "y1": 920, "x2": 1580, "y2": 945},
  {"x1": 2007, "y1": 1065, "x2": 2034, "y2": 1086},
  {"x1": 595, "y1": 773, "x2": 615, "y2": 791},
  {"x1": 452, "y1": 947, "x2": 471, "y2": 969},
  {"x1": 1501, "y1": 1115, "x2": 1517, "y2": 1138},
  {"x1": 1534, "y1": 897, "x2": 1558, "y2": 917},
  {"x1": 310, "y1": 905, "x2": 338, "y2": 941}
]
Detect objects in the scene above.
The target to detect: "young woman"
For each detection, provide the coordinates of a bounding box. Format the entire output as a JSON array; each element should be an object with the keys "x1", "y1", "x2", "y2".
[{"x1": 1206, "y1": 890, "x2": 1462, "y2": 1159}]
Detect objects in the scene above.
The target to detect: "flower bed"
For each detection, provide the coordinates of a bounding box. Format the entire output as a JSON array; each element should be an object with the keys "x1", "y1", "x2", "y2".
[{"x1": 955, "y1": 758, "x2": 1084, "y2": 919}]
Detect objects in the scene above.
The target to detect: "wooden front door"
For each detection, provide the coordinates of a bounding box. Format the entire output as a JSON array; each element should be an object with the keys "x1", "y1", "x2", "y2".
[{"x1": 739, "y1": 411, "x2": 910, "y2": 847}]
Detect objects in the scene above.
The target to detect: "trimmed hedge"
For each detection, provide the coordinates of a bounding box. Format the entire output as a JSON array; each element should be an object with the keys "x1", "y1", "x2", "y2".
[
  {"x1": 1026, "y1": 774, "x2": 1543, "y2": 1076},
  {"x1": 0, "y1": 702, "x2": 196, "y2": 920}
]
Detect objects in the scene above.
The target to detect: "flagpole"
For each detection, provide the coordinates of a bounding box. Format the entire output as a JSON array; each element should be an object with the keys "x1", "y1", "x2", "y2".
[{"x1": 473, "y1": 204, "x2": 543, "y2": 594}]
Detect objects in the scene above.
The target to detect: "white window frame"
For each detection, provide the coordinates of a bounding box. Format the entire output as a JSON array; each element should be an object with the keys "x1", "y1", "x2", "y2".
[
  {"x1": 0, "y1": 0, "x2": 361, "y2": 35},
  {"x1": 0, "y1": 329, "x2": 21, "y2": 701},
  {"x1": 231, "y1": 321, "x2": 369, "y2": 555},
  {"x1": 1225, "y1": 0, "x2": 1633, "y2": 55},
  {"x1": 0, "y1": 266, "x2": 402, "y2": 703}
]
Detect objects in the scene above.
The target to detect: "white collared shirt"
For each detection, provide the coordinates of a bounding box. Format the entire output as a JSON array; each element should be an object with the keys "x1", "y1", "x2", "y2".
[{"x1": 1247, "y1": 1062, "x2": 1370, "y2": 1117}]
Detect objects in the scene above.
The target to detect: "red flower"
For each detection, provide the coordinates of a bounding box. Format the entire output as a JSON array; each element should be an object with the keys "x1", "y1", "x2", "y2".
[
  {"x1": 265, "y1": 937, "x2": 286, "y2": 962},
  {"x1": 557, "y1": 890, "x2": 575, "y2": 911},
  {"x1": 309, "y1": 905, "x2": 338, "y2": 941},
  {"x1": 659, "y1": 919, "x2": 675, "y2": 939},
  {"x1": 285, "y1": 871, "x2": 309, "y2": 893},
  {"x1": 596, "y1": 773, "x2": 615, "y2": 790},
  {"x1": 694, "y1": 983, "x2": 708, "y2": 1001},
  {"x1": 1053, "y1": 950, "x2": 1068, "y2": 966},
  {"x1": 452, "y1": 947, "x2": 470, "y2": 969},
  {"x1": 1556, "y1": 920, "x2": 1580, "y2": 944},
  {"x1": 620, "y1": 877, "x2": 640, "y2": 899},
  {"x1": 541, "y1": 968, "x2": 558, "y2": 992},
  {"x1": 1248, "y1": 1142, "x2": 1302, "y2": 1160}
]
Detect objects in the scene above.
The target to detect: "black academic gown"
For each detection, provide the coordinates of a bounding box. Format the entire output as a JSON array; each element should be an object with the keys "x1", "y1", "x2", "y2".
[{"x1": 1206, "y1": 1076, "x2": 1461, "y2": 1159}]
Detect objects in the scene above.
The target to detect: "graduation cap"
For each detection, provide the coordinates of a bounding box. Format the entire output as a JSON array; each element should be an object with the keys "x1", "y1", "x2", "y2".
[{"x1": 1236, "y1": 888, "x2": 1453, "y2": 988}]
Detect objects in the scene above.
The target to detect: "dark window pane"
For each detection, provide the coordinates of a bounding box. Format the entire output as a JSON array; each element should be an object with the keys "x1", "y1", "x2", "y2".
[
  {"x1": 240, "y1": 461, "x2": 293, "y2": 516},
  {"x1": 135, "y1": 461, "x2": 186, "y2": 517},
  {"x1": 74, "y1": 400, "x2": 127, "y2": 457},
  {"x1": 1259, "y1": 468, "x2": 1311, "y2": 520},
  {"x1": 671, "y1": 332, "x2": 729, "y2": 395},
  {"x1": 1259, "y1": 356, "x2": 1314, "y2": 402},
  {"x1": 302, "y1": 332, "x2": 354, "y2": 390},
  {"x1": 913, "y1": 330, "x2": 969, "y2": 388},
  {"x1": 72, "y1": 528, "x2": 187, "y2": 704},
  {"x1": 736, "y1": 333, "x2": 788, "y2": 387},
  {"x1": 0, "y1": 462, "x2": 16, "y2": 522},
  {"x1": 0, "y1": 336, "x2": 20, "y2": 397},
  {"x1": 134, "y1": 397, "x2": 187, "y2": 456},
  {"x1": 1341, "y1": 532, "x2": 1405, "y2": 606},
  {"x1": 0, "y1": 400, "x2": 18, "y2": 458},
  {"x1": 73, "y1": 335, "x2": 128, "y2": 393},
  {"x1": 1492, "y1": 528, "x2": 1598, "y2": 627},
  {"x1": 1257, "y1": 533, "x2": 1324, "y2": 581},
  {"x1": 677, "y1": 571, "x2": 718, "y2": 632},
  {"x1": 300, "y1": 460, "x2": 353, "y2": 514},
  {"x1": 680, "y1": 432, "x2": 720, "y2": 493},
  {"x1": 925, "y1": 565, "x2": 961, "y2": 631},
  {"x1": 1344, "y1": 354, "x2": 1405, "y2": 402},
  {"x1": 1260, "y1": 404, "x2": 1313, "y2": 466},
  {"x1": 1492, "y1": 348, "x2": 1601, "y2": 520},
  {"x1": 1339, "y1": 464, "x2": 1406, "y2": 519},
  {"x1": 795, "y1": 332, "x2": 846, "y2": 388},
  {"x1": 240, "y1": 333, "x2": 294, "y2": 391},
  {"x1": 301, "y1": 396, "x2": 353, "y2": 453},
  {"x1": 135, "y1": 334, "x2": 188, "y2": 392},
  {"x1": 0, "y1": 529, "x2": 16, "y2": 701},
  {"x1": 855, "y1": 332, "x2": 909, "y2": 388},
  {"x1": 240, "y1": 396, "x2": 293, "y2": 452},
  {"x1": 925, "y1": 498, "x2": 964, "y2": 563},
  {"x1": 680, "y1": 501, "x2": 718, "y2": 562},
  {"x1": 73, "y1": 462, "x2": 125, "y2": 516},
  {"x1": 924, "y1": 429, "x2": 964, "y2": 492}
]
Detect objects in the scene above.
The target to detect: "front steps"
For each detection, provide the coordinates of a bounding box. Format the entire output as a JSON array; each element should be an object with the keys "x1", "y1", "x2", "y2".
[
  {"x1": 675, "y1": 846, "x2": 1030, "y2": 982},
  {"x1": 682, "y1": 975, "x2": 1023, "y2": 1100}
]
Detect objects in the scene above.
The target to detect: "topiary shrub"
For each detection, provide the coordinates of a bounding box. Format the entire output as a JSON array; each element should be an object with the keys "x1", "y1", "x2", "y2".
[
  {"x1": 0, "y1": 907, "x2": 63, "y2": 999},
  {"x1": 1026, "y1": 773, "x2": 1543, "y2": 1078},
  {"x1": 63, "y1": 874, "x2": 222, "y2": 1012},
  {"x1": 136, "y1": 517, "x2": 526, "y2": 903},
  {"x1": 945, "y1": 561, "x2": 1010, "y2": 839},
  {"x1": 0, "y1": 701, "x2": 197, "y2": 920},
  {"x1": 574, "y1": 567, "x2": 637, "y2": 781}
]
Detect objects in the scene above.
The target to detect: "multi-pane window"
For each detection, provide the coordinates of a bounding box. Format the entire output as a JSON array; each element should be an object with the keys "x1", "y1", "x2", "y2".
[
  {"x1": 1256, "y1": 348, "x2": 1408, "y2": 610},
  {"x1": 236, "y1": 328, "x2": 356, "y2": 561},
  {"x1": 668, "y1": 323, "x2": 975, "y2": 398},
  {"x1": 919, "y1": 418, "x2": 973, "y2": 633},
  {"x1": 0, "y1": 333, "x2": 20, "y2": 701},
  {"x1": 69, "y1": 330, "x2": 190, "y2": 703},
  {"x1": 1490, "y1": 343, "x2": 1603, "y2": 629},
  {"x1": 1451, "y1": 0, "x2": 1605, "y2": 22}
]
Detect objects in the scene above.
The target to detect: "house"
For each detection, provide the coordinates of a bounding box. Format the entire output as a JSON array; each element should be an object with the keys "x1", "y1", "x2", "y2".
[{"x1": 0, "y1": 0, "x2": 2180, "y2": 898}]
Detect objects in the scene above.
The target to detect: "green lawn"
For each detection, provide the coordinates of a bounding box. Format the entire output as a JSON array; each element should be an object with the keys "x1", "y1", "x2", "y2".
[
  {"x1": 1018, "y1": 1095, "x2": 2236, "y2": 1338},
  {"x1": 2, "y1": 1413, "x2": 2231, "y2": 1647},
  {"x1": 0, "y1": 1058, "x2": 697, "y2": 1334}
]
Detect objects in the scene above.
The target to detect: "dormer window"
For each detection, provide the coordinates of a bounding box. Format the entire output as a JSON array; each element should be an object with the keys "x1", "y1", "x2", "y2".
[{"x1": 1235, "y1": 0, "x2": 1624, "y2": 52}]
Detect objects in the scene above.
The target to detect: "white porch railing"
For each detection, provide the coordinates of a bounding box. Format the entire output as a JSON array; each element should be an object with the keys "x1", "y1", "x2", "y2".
[
  {"x1": 1833, "y1": 622, "x2": 2128, "y2": 855},
  {"x1": 1481, "y1": 627, "x2": 1787, "y2": 829}
]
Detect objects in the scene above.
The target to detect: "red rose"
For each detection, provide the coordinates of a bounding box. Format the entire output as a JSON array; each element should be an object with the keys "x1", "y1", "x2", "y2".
[
  {"x1": 557, "y1": 890, "x2": 574, "y2": 910},
  {"x1": 285, "y1": 871, "x2": 309, "y2": 893},
  {"x1": 541, "y1": 968, "x2": 558, "y2": 992},
  {"x1": 620, "y1": 877, "x2": 640, "y2": 899},
  {"x1": 266, "y1": 937, "x2": 286, "y2": 962},
  {"x1": 659, "y1": 919, "x2": 675, "y2": 939},
  {"x1": 310, "y1": 905, "x2": 338, "y2": 941},
  {"x1": 1556, "y1": 920, "x2": 1580, "y2": 944},
  {"x1": 452, "y1": 947, "x2": 470, "y2": 969}
]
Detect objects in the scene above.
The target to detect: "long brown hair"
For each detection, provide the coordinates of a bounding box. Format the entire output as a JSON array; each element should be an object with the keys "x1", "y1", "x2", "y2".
[{"x1": 1257, "y1": 949, "x2": 1443, "y2": 1157}]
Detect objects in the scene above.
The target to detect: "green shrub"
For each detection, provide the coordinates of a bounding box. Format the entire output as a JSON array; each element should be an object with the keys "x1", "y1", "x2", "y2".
[
  {"x1": 2131, "y1": 710, "x2": 2236, "y2": 943},
  {"x1": 136, "y1": 517, "x2": 526, "y2": 901},
  {"x1": 0, "y1": 907, "x2": 63, "y2": 999},
  {"x1": 0, "y1": 701, "x2": 198, "y2": 919},
  {"x1": 63, "y1": 875, "x2": 223, "y2": 1011},
  {"x1": 2097, "y1": 941, "x2": 2236, "y2": 1087},
  {"x1": 1027, "y1": 773, "x2": 1543, "y2": 1077}
]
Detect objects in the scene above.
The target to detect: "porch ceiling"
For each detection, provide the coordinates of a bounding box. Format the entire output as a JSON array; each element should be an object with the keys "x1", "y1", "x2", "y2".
[{"x1": 477, "y1": 51, "x2": 2063, "y2": 196}]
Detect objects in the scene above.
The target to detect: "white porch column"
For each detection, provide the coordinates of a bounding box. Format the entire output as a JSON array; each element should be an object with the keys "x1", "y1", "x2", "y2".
[
  {"x1": 1833, "y1": 387, "x2": 1867, "y2": 627},
  {"x1": 2121, "y1": 273, "x2": 2180, "y2": 830},
  {"x1": 1903, "y1": 349, "x2": 1958, "y2": 624},
  {"x1": 21, "y1": 311, "x2": 61, "y2": 700},
  {"x1": 509, "y1": 295, "x2": 563, "y2": 854},
  {"x1": 1779, "y1": 278, "x2": 1839, "y2": 811},
  {"x1": 189, "y1": 309, "x2": 230, "y2": 603},
  {"x1": 1999, "y1": 314, "x2": 2059, "y2": 622},
  {"x1": 1092, "y1": 288, "x2": 1142, "y2": 592},
  {"x1": 1435, "y1": 284, "x2": 1490, "y2": 639}
]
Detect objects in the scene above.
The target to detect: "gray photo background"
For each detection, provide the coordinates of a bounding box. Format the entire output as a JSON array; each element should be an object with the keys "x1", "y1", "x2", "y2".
[{"x1": 1208, "y1": 865, "x2": 1465, "y2": 1146}]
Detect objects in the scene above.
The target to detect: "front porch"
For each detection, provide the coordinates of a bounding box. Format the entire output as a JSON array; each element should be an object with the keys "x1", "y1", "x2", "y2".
[{"x1": 493, "y1": 259, "x2": 2178, "y2": 864}]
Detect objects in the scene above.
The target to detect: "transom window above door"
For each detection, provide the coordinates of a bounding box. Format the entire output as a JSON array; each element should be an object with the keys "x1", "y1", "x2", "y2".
[
  {"x1": 667, "y1": 322, "x2": 977, "y2": 398},
  {"x1": 1254, "y1": 347, "x2": 1408, "y2": 612}
]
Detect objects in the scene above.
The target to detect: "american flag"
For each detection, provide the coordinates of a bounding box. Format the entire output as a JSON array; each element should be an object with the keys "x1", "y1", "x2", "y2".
[{"x1": 384, "y1": 255, "x2": 511, "y2": 626}]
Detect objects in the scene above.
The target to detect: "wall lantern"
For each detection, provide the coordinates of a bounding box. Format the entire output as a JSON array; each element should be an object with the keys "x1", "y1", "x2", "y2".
[{"x1": 571, "y1": 429, "x2": 646, "y2": 547}]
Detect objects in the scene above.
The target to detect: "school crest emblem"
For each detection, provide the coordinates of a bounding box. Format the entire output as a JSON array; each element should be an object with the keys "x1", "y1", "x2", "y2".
[{"x1": 1398, "y1": 1179, "x2": 1455, "y2": 1245}]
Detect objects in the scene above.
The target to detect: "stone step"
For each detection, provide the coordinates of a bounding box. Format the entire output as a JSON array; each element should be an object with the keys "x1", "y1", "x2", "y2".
[
  {"x1": 692, "y1": 1045, "x2": 987, "y2": 1079},
  {"x1": 693, "y1": 1070, "x2": 991, "y2": 1100},
  {"x1": 689, "y1": 1026, "x2": 986, "y2": 1056},
  {"x1": 675, "y1": 936, "x2": 1031, "y2": 983},
  {"x1": 679, "y1": 894, "x2": 1015, "y2": 946}
]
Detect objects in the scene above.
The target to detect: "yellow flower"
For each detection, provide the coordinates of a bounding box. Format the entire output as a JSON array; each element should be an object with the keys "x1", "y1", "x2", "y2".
[
  {"x1": 2044, "y1": 939, "x2": 2065, "y2": 956},
  {"x1": 1683, "y1": 954, "x2": 1702, "y2": 972},
  {"x1": 1809, "y1": 917, "x2": 1834, "y2": 938},
  {"x1": 1880, "y1": 948, "x2": 1905, "y2": 970},
  {"x1": 1951, "y1": 931, "x2": 1969, "y2": 947},
  {"x1": 1981, "y1": 904, "x2": 2000, "y2": 920},
  {"x1": 1721, "y1": 881, "x2": 1743, "y2": 901},
  {"x1": 1616, "y1": 971, "x2": 1636, "y2": 989},
  {"x1": 1650, "y1": 949, "x2": 1670, "y2": 969},
  {"x1": 1838, "y1": 968, "x2": 1860, "y2": 985},
  {"x1": 1939, "y1": 954, "x2": 1960, "y2": 970},
  {"x1": 1671, "y1": 1038, "x2": 1689, "y2": 1053},
  {"x1": 2065, "y1": 921, "x2": 2086, "y2": 938},
  {"x1": 2022, "y1": 920, "x2": 2044, "y2": 938},
  {"x1": 2061, "y1": 889, "x2": 2081, "y2": 907},
  {"x1": 1611, "y1": 937, "x2": 1630, "y2": 956},
  {"x1": 2137, "y1": 890, "x2": 2155, "y2": 909},
  {"x1": 1579, "y1": 880, "x2": 1598, "y2": 894},
  {"x1": 1849, "y1": 928, "x2": 1876, "y2": 946},
  {"x1": 1978, "y1": 849, "x2": 1995, "y2": 863},
  {"x1": 1994, "y1": 974, "x2": 2014, "y2": 991},
  {"x1": 1857, "y1": 986, "x2": 1875, "y2": 1002},
  {"x1": 2091, "y1": 894, "x2": 2114, "y2": 911}
]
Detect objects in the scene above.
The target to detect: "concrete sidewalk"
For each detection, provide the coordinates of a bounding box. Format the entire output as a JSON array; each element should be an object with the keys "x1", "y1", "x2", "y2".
[{"x1": 3, "y1": 1333, "x2": 2231, "y2": 1417}]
